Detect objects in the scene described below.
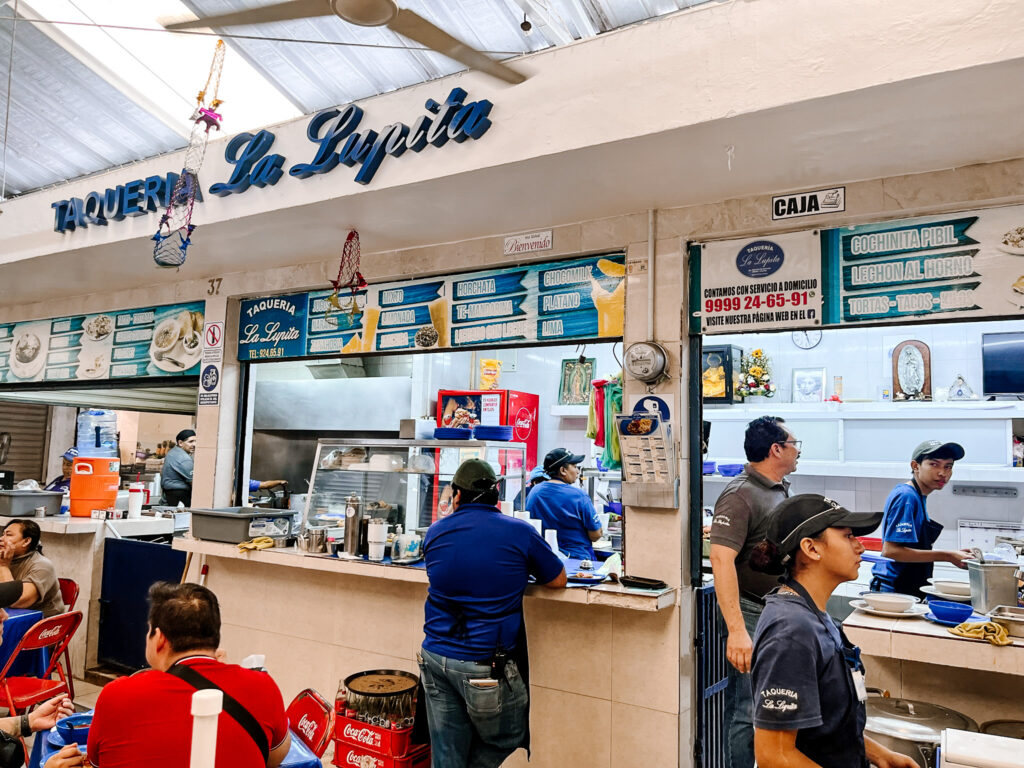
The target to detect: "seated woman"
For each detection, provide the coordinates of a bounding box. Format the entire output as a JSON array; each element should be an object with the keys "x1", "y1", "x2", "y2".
[{"x1": 747, "y1": 494, "x2": 916, "y2": 768}]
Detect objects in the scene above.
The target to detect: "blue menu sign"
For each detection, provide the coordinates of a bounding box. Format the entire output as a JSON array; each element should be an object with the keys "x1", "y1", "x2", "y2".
[
  {"x1": 0, "y1": 301, "x2": 206, "y2": 384},
  {"x1": 238, "y1": 254, "x2": 626, "y2": 361}
]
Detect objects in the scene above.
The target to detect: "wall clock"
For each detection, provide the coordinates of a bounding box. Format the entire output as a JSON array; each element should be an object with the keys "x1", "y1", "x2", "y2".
[{"x1": 791, "y1": 330, "x2": 822, "y2": 349}]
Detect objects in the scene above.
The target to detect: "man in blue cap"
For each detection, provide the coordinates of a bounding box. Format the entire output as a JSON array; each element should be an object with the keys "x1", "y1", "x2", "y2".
[
  {"x1": 44, "y1": 447, "x2": 77, "y2": 493},
  {"x1": 420, "y1": 458, "x2": 566, "y2": 767}
]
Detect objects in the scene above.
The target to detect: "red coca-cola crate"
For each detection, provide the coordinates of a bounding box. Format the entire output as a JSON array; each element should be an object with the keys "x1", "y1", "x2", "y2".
[
  {"x1": 334, "y1": 714, "x2": 414, "y2": 757},
  {"x1": 332, "y1": 741, "x2": 430, "y2": 768}
]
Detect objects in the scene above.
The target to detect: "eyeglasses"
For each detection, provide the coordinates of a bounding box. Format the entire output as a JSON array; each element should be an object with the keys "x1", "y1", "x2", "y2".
[{"x1": 777, "y1": 440, "x2": 802, "y2": 450}]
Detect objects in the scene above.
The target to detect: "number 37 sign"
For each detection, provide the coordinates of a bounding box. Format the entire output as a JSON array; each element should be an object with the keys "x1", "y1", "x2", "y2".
[{"x1": 697, "y1": 230, "x2": 822, "y2": 335}]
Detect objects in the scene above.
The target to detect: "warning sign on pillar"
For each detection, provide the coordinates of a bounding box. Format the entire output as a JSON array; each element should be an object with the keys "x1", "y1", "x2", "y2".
[{"x1": 203, "y1": 321, "x2": 224, "y2": 364}]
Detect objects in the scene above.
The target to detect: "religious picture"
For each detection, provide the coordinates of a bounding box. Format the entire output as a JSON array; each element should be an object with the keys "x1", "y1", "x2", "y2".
[
  {"x1": 792, "y1": 367, "x2": 826, "y2": 403},
  {"x1": 559, "y1": 358, "x2": 595, "y2": 405}
]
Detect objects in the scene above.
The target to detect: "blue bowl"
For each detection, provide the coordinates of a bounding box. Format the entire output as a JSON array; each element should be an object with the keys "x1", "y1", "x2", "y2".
[
  {"x1": 718, "y1": 464, "x2": 744, "y2": 477},
  {"x1": 433, "y1": 427, "x2": 472, "y2": 440},
  {"x1": 702, "y1": 461, "x2": 717, "y2": 475},
  {"x1": 56, "y1": 713, "x2": 92, "y2": 746},
  {"x1": 927, "y1": 599, "x2": 974, "y2": 624}
]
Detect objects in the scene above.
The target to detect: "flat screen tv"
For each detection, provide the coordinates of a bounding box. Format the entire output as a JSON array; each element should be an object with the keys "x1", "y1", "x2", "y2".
[{"x1": 981, "y1": 332, "x2": 1024, "y2": 396}]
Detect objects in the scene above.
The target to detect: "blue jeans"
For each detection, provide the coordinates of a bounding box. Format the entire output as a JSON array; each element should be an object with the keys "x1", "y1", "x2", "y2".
[
  {"x1": 722, "y1": 597, "x2": 762, "y2": 768},
  {"x1": 418, "y1": 647, "x2": 529, "y2": 768}
]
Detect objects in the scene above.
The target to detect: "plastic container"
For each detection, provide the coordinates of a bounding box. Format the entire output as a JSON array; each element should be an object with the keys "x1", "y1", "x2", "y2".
[
  {"x1": 332, "y1": 742, "x2": 429, "y2": 768},
  {"x1": 859, "y1": 537, "x2": 883, "y2": 552},
  {"x1": 718, "y1": 464, "x2": 744, "y2": 477},
  {"x1": 191, "y1": 507, "x2": 293, "y2": 544},
  {"x1": 75, "y1": 409, "x2": 118, "y2": 458},
  {"x1": 69, "y1": 457, "x2": 120, "y2": 518},
  {"x1": 334, "y1": 713, "x2": 416, "y2": 758},
  {"x1": 0, "y1": 490, "x2": 63, "y2": 517},
  {"x1": 928, "y1": 599, "x2": 974, "y2": 624}
]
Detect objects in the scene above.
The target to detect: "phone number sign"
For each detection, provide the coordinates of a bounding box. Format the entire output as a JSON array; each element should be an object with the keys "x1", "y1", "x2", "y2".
[{"x1": 698, "y1": 231, "x2": 823, "y2": 334}]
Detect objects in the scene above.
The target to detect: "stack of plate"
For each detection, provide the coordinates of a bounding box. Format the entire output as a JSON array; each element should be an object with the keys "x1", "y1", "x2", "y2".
[
  {"x1": 434, "y1": 427, "x2": 472, "y2": 440},
  {"x1": 473, "y1": 425, "x2": 513, "y2": 441},
  {"x1": 921, "y1": 577, "x2": 972, "y2": 603},
  {"x1": 850, "y1": 591, "x2": 928, "y2": 619}
]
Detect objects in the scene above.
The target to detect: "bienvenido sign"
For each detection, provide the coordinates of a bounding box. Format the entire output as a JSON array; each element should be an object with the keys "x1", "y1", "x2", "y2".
[
  {"x1": 504, "y1": 230, "x2": 553, "y2": 256},
  {"x1": 51, "y1": 88, "x2": 494, "y2": 233}
]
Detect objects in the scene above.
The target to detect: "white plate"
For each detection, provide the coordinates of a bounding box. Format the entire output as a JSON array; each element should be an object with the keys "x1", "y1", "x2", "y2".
[
  {"x1": 849, "y1": 599, "x2": 928, "y2": 618},
  {"x1": 83, "y1": 314, "x2": 114, "y2": 341},
  {"x1": 149, "y1": 338, "x2": 202, "y2": 373},
  {"x1": 920, "y1": 585, "x2": 972, "y2": 602},
  {"x1": 8, "y1": 331, "x2": 47, "y2": 379}
]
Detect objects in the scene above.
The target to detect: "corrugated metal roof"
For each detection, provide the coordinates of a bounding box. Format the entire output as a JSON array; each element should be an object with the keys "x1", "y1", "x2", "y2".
[{"x1": 0, "y1": 0, "x2": 705, "y2": 197}]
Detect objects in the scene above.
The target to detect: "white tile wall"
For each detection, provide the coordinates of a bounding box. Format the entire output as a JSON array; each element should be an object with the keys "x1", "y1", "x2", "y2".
[{"x1": 708, "y1": 318, "x2": 1024, "y2": 402}]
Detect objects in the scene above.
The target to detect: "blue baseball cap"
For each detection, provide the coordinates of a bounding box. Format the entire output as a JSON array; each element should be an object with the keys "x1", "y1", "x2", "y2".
[
  {"x1": 529, "y1": 466, "x2": 549, "y2": 483},
  {"x1": 62, "y1": 447, "x2": 79, "y2": 461}
]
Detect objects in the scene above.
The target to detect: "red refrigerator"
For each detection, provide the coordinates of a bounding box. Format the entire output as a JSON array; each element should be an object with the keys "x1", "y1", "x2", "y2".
[{"x1": 431, "y1": 389, "x2": 540, "y2": 522}]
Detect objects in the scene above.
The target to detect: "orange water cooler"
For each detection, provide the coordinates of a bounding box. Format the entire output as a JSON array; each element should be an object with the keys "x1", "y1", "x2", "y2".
[{"x1": 69, "y1": 457, "x2": 120, "y2": 517}]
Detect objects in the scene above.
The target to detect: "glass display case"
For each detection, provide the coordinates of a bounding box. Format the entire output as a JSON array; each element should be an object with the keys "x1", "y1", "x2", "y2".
[{"x1": 304, "y1": 438, "x2": 527, "y2": 537}]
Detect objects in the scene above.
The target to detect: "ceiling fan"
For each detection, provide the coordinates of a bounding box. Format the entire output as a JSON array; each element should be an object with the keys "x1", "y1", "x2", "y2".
[{"x1": 164, "y1": 0, "x2": 526, "y2": 84}]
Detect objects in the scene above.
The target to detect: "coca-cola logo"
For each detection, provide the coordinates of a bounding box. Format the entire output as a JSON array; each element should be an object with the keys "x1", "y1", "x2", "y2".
[
  {"x1": 296, "y1": 714, "x2": 317, "y2": 741},
  {"x1": 39, "y1": 627, "x2": 62, "y2": 640},
  {"x1": 513, "y1": 407, "x2": 533, "y2": 440},
  {"x1": 344, "y1": 750, "x2": 381, "y2": 768},
  {"x1": 343, "y1": 723, "x2": 381, "y2": 748}
]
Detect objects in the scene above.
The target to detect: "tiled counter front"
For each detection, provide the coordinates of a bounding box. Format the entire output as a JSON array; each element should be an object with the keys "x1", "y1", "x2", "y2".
[
  {"x1": 844, "y1": 611, "x2": 1024, "y2": 727},
  {"x1": 175, "y1": 538, "x2": 684, "y2": 768}
]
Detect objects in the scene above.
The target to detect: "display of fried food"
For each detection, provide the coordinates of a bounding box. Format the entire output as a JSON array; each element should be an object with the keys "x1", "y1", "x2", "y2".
[{"x1": 626, "y1": 417, "x2": 653, "y2": 434}]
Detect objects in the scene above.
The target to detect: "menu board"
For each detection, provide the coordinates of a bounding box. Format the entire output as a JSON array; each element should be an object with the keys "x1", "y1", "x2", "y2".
[
  {"x1": 616, "y1": 414, "x2": 673, "y2": 483},
  {"x1": 827, "y1": 204, "x2": 1024, "y2": 324},
  {"x1": 0, "y1": 301, "x2": 206, "y2": 384},
  {"x1": 238, "y1": 253, "x2": 626, "y2": 361},
  {"x1": 698, "y1": 231, "x2": 823, "y2": 334}
]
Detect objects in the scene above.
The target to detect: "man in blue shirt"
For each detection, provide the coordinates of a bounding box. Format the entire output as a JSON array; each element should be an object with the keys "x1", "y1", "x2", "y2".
[
  {"x1": 420, "y1": 458, "x2": 565, "y2": 768},
  {"x1": 44, "y1": 447, "x2": 77, "y2": 493},
  {"x1": 525, "y1": 448, "x2": 602, "y2": 559},
  {"x1": 870, "y1": 440, "x2": 973, "y2": 597}
]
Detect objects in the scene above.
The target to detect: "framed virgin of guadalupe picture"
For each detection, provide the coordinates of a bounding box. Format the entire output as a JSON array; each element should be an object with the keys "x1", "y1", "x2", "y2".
[
  {"x1": 559, "y1": 358, "x2": 595, "y2": 405},
  {"x1": 892, "y1": 340, "x2": 931, "y2": 400}
]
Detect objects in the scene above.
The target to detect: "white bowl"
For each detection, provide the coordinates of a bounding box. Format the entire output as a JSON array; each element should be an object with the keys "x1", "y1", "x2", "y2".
[
  {"x1": 860, "y1": 592, "x2": 918, "y2": 613},
  {"x1": 930, "y1": 579, "x2": 971, "y2": 597}
]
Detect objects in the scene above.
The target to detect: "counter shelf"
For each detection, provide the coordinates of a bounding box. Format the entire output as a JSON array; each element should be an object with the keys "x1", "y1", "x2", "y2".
[
  {"x1": 843, "y1": 609, "x2": 1024, "y2": 677},
  {"x1": 172, "y1": 537, "x2": 677, "y2": 612},
  {"x1": 305, "y1": 438, "x2": 528, "y2": 534}
]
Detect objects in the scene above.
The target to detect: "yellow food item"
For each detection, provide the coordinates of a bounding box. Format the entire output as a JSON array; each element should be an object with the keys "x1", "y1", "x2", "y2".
[
  {"x1": 341, "y1": 334, "x2": 362, "y2": 354},
  {"x1": 361, "y1": 306, "x2": 381, "y2": 353},
  {"x1": 590, "y1": 274, "x2": 625, "y2": 337},
  {"x1": 479, "y1": 358, "x2": 502, "y2": 390},
  {"x1": 702, "y1": 365, "x2": 726, "y2": 398},
  {"x1": 596, "y1": 258, "x2": 626, "y2": 277},
  {"x1": 428, "y1": 298, "x2": 450, "y2": 348}
]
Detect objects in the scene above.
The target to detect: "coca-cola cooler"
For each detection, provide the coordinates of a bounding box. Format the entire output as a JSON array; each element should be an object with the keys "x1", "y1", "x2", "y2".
[{"x1": 429, "y1": 389, "x2": 539, "y2": 524}]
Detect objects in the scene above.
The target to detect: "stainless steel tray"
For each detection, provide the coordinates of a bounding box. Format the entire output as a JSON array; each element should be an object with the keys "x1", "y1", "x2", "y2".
[{"x1": 988, "y1": 605, "x2": 1024, "y2": 638}]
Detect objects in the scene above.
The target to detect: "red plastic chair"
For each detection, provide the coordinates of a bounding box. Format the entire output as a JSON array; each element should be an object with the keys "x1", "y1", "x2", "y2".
[
  {"x1": 57, "y1": 578, "x2": 80, "y2": 698},
  {"x1": 286, "y1": 688, "x2": 335, "y2": 758},
  {"x1": 0, "y1": 611, "x2": 82, "y2": 764}
]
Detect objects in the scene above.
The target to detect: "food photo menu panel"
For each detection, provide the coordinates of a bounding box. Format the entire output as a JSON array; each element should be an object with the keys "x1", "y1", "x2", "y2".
[{"x1": 0, "y1": 301, "x2": 206, "y2": 383}]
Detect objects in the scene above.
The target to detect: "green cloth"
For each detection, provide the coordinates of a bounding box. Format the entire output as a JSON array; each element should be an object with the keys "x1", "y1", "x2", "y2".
[{"x1": 602, "y1": 377, "x2": 622, "y2": 470}]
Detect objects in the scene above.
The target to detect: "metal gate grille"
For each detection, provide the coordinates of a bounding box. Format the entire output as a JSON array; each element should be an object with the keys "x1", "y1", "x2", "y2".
[
  {"x1": 0, "y1": 403, "x2": 49, "y2": 483},
  {"x1": 695, "y1": 583, "x2": 728, "y2": 768}
]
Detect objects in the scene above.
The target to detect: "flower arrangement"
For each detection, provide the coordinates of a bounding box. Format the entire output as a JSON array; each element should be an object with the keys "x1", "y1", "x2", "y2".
[{"x1": 738, "y1": 348, "x2": 777, "y2": 398}]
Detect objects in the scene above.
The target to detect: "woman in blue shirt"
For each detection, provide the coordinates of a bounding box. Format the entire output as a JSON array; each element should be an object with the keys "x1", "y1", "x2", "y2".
[
  {"x1": 525, "y1": 448, "x2": 602, "y2": 559},
  {"x1": 748, "y1": 494, "x2": 915, "y2": 768},
  {"x1": 44, "y1": 447, "x2": 77, "y2": 493},
  {"x1": 870, "y1": 440, "x2": 972, "y2": 597}
]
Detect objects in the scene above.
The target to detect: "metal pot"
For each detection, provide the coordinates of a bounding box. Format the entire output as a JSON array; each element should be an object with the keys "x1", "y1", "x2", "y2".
[
  {"x1": 865, "y1": 694, "x2": 978, "y2": 768},
  {"x1": 981, "y1": 720, "x2": 1024, "y2": 739}
]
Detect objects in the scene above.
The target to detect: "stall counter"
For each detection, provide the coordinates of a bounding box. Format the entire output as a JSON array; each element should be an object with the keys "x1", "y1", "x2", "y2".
[
  {"x1": 173, "y1": 537, "x2": 678, "y2": 612},
  {"x1": 33, "y1": 514, "x2": 174, "y2": 679},
  {"x1": 844, "y1": 609, "x2": 1024, "y2": 728}
]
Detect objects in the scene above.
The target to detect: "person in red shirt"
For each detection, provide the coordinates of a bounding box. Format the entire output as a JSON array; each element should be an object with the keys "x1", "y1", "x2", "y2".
[{"x1": 86, "y1": 582, "x2": 291, "y2": 768}]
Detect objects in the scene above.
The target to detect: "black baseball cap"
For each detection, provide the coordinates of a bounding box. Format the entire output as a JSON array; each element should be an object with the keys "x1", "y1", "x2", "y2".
[
  {"x1": 912, "y1": 440, "x2": 965, "y2": 463},
  {"x1": 768, "y1": 494, "x2": 882, "y2": 562},
  {"x1": 543, "y1": 448, "x2": 585, "y2": 474},
  {"x1": 452, "y1": 459, "x2": 498, "y2": 491}
]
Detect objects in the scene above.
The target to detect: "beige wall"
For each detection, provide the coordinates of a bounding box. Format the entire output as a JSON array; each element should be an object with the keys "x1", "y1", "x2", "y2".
[{"x1": 5, "y1": 156, "x2": 1024, "y2": 767}]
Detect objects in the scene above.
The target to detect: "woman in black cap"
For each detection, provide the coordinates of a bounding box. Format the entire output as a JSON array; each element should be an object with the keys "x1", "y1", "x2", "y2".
[
  {"x1": 161, "y1": 429, "x2": 196, "y2": 507},
  {"x1": 748, "y1": 494, "x2": 915, "y2": 768},
  {"x1": 869, "y1": 440, "x2": 973, "y2": 598}
]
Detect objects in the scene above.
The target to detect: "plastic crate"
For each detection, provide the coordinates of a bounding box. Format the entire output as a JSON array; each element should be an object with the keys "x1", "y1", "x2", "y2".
[
  {"x1": 0, "y1": 490, "x2": 63, "y2": 517},
  {"x1": 334, "y1": 714, "x2": 413, "y2": 758},
  {"x1": 189, "y1": 507, "x2": 293, "y2": 544},
  {"x1": 332, "y1": 741, "x2": 429, "y2": 768}
]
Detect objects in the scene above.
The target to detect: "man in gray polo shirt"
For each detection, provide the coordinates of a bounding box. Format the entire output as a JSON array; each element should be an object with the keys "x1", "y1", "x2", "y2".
[{"x1": 710, "y1": 416, "x2": 800, "y2": 768}]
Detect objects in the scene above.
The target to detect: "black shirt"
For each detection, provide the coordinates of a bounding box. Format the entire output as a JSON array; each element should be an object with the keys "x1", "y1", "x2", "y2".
[{"x1": 751, "y1": 589, "x2": 868, "y2": 768}]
